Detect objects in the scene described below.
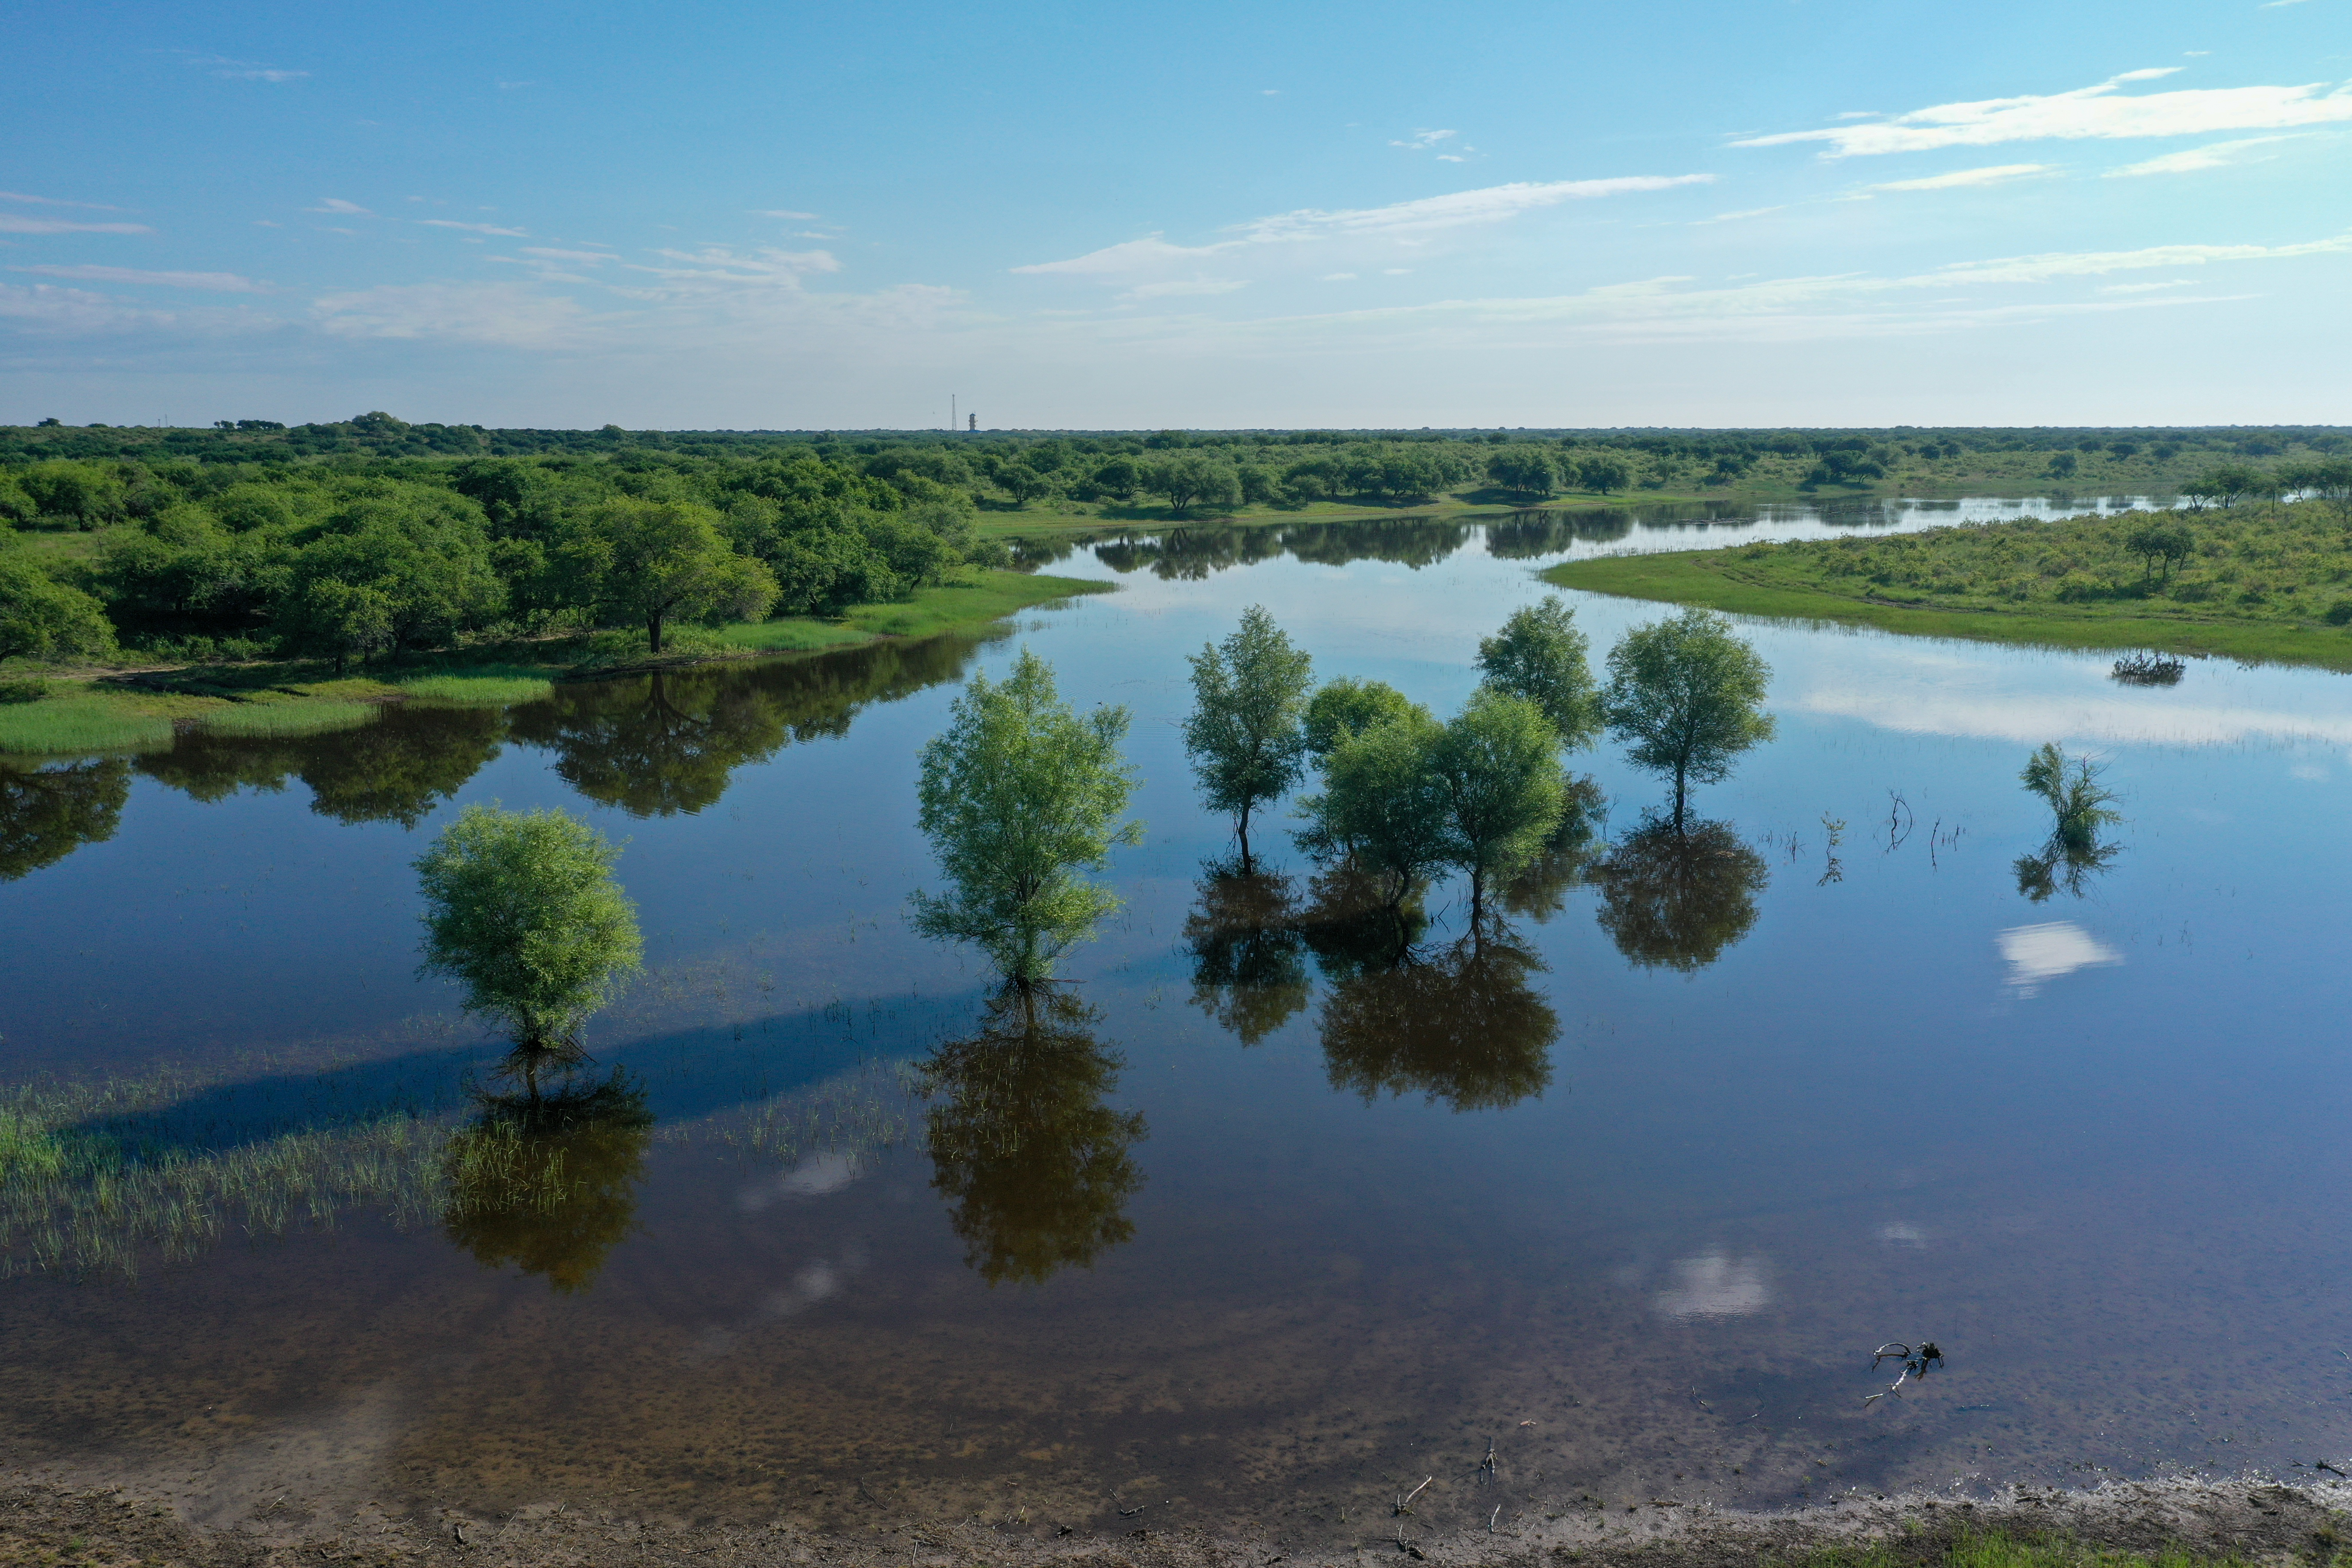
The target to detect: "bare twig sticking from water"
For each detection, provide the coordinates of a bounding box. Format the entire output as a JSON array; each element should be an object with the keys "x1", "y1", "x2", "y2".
[
  {"x1": 1885, "y1": 791, "x2": 1914, "y2": 854},
  {"x1": 1394, "y1": 1477, "x2": 1432, "y2": 1516},
  {"x1": 1865, "y1": 1340, "x2": 1944, "y2": 1406}
]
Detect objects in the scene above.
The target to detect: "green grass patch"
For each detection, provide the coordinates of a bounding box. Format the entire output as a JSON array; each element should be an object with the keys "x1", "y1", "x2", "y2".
[
  {"x1": 1545, "y1": 499, "x2": 2352, "y2": 672},
  {"x1": 1780, "y1": 1528, "x2": 2270, "y2": 1568},
  {"x1": 712, "y1": 568, "x2": 1112, "y2": 649},
  {"x1": 195, "y1": 698, "x2": 380, "y2": 738},
  {"x1": 397, "y1": 671, "x2": 556, "y2": 704},
  {"x1": 0, "y1": 693, "x2": 177, "y2": 755}
]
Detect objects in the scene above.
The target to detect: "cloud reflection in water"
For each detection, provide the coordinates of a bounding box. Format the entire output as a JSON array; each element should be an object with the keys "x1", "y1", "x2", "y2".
[{"x1": 1654, "y1": 1249, "x2": 1770, "y2": 1320}]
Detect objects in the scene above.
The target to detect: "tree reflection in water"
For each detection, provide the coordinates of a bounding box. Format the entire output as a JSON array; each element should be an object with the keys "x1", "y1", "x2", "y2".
[
  {"x1": 509, "y1": 635, "x2": 994, "y2": 817},
  {"x1": 1182, "y1": 863, "x2": 1557, "y2": 1111},
  {"x1": 1589, "y1": 818, "x2": 1770, "y2": 972},
  {"x1": 916, "y1": 986, "x2": 1146, "y2": 1286},
  {"x1": 0, "y1": 757, "x2": 130, "y2": 881},
  {"x1": 2014, "y1": 840, "x2": 2123, "y2": 902},
  {"x1": 1182, "y1": 862, "x2": 1311, "y2": 1044},
  {"x1": 136, "y1": 704, "x2": 507, "y2": 827},
  {"x1": 441, "y1": 1070, "x2": 654, "y2": 1296},
  {"x1": 1319, "y1": 912, "x2": 1558, "y2": 1112}
]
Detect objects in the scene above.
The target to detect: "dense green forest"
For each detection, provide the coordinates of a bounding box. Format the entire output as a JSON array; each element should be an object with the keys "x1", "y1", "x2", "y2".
[{"x1": 3, "y1": 412, "x2": 2346, "y2": 669}]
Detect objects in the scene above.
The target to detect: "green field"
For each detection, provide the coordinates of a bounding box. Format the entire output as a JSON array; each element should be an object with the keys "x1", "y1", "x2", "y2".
[
  {"x1": 0, "y1": 569, "x2": 1109, "y2": 756},
  {"x1": 1544, "y1": 499, "x2": 2352, "y2": 672}
]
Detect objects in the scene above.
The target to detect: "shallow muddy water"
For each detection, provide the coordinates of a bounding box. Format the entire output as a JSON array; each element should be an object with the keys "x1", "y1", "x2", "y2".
[{"x1": 3, "y1": 505, "x2": 2347, "y2": 1545}]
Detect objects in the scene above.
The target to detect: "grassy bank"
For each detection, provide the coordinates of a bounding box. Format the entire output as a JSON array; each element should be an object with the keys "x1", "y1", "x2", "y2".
[
  {"x1": 1544, "y1": 499, "x2": 2352, "y2": 672},
  {"x1": 0, "y1": 569, "x2": 1106, "y2": 757}
]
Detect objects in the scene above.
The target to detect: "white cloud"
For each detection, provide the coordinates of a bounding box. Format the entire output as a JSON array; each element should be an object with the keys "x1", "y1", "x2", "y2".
[
  {"x1": 1120, "y1": 277, "x2": 1249, "y2": 301},
  {"x1": 1321, "y1": 272, "x2": 1358, "y2": 280},
  {"x1": 1864, "y1": 162, "x2": 2056, "y2": 192},
  {"x1": 419, "y1": 218, "x2": 528, "y2": 236},
  {"x1": 311, "y1": 282, "x2": 593, "y2": 347},
  {"x1": 1694, "y1": 205, "x2": 1786, "y2": 224},
  {"x1": 752, "y1": 208, "x2": 819, "y2": 219},
  {"x1": 2104, "y1": 134, "x2": 2301, "y2": 175},
  {"x1": 0, "y1": 190, "x2": 127, "y2": 212},
  {"x1": 1238, "y1": 176, "x2": 1713, "y2": 242},
  {"x1": 1391, "y1": 128, "x2": 1460, "y2": 149},
  {"x1": 1997, "y1": 922, "x2": 2120, "y2": 998},
  {"x1": 1015, "y1": 174, "x2": 1713, "y2": 280},
  {"x1": 182, "y1": 53, "x2": 308, "y2": 82},
  {"x1": 306, "y1": 198, "x2": 372, "y2": 215},
  {"x1": 1911, "y1": 230, "x2": 2352, "y2": 285},
  {"x1": 518, "y1": 247, "x2": 616, "y2": 264},
  {"x1": 0, "y1": 215, "x2": 153, "y2": 236},
  {"x1": 10, "y1": 264, "x2": 265, "y2": 292},
  {"x1": 1735, "y1": 69, "x2": 2352, "y2": 156},
  {"x1": 0, "y1": 280, "x2": 268, "y2": 337},
  {"x1": 2098, "y1": 278, "x2": 2196, "y2": 292}
]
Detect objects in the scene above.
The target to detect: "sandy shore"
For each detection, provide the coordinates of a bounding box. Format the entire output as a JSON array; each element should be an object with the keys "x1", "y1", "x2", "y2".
[{"x1": 6, "y1": 1472, "x2": 2346, "y2": 1567}]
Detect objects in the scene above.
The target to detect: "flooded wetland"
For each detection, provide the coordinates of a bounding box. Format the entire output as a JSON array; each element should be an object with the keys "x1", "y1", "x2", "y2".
[{"x1": 3, "y1": 502, "x2": 2349, "y2": 1551}]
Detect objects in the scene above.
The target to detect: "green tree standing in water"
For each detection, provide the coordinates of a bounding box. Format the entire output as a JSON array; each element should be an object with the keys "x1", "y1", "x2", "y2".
[
  {"x1": 415, "y1": 803, "x2": 643, "y2": 1095},
  {"x1": 1603, "y1": 609, "x2": 1776, "y2": 829},
  {"x1": 912, "y1": 649, "x2": 1141, "y2": 985},
  {"x1": 1430, "y1": 689, "x2": 1568, "y2": 919},
  {"x1": 1475, "y1": 595, "x2": 1601, "y2": 750},
  {"x1": 1184, "y1": 605, "x2": 1314, "y2": 871}
]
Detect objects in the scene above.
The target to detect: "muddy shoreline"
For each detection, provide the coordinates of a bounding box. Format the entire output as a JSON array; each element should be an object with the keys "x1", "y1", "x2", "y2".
[{"x1": 6, "y1": 1472, "x2": 2346, "y2": 1567}]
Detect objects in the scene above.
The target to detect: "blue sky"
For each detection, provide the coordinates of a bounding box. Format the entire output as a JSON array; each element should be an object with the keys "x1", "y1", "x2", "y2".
[{"x1": 5, "y1": 0, "x2": 2348, "y2": 428}]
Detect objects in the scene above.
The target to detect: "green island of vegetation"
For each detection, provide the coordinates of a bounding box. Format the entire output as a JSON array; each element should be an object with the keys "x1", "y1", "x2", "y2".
[{"x1": 1546, "y1": 487, "x2": 2352, "y2": 671}]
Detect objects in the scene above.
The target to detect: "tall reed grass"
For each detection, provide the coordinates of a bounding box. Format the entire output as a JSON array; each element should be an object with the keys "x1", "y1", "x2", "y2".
[
  {"x1": 0, "y1": 696, "x2": 175, "y2": 755},
  {"x1": 196, "y1": 700, "x2": 380, "y2": 738}
]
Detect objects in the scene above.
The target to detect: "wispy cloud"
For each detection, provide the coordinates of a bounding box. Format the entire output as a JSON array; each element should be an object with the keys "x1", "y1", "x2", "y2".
[
  {"x1": 2098, "y1": 279, "x2": 2196, "y2": 293},
  {"x1": 183, "y1": 52, "x2": 307, "y2": 82},
  {"x1": 753, "y1": 209, "x2": 819, "y2": 219},
  {"x1": 2104, "y1": 134, "x2": 2301, "y2": 175},
  {"x1": 1911, "y1": 231, "x2": 2352, "y2": 285},
  {"x1": 1694, "y1": 205, "x2": 1786, "y2": 224},
  {"x1": 0, "y1": 215, "x2": 154, "y2": 236},
  {"x1": 419, "y1": 218, "x2": 529, "y2": 236},
  {"x1": 312, "y1": 282, "x2": 591, "y2": 347},
  {"x1": 1120, "y1": 278, "x2": 1249, "y2": 302},
  {"x1": 306, "y1": 198, "x2": 372, "y2": 215},
  {"x1": 1736, "y1": 69, "x2": 2352, "y2": 156},
  {"x1": 1391, "y1": 129, "x2": 1459, "y2": 149},
  {"x1": 1015, "y1": 175, "x2": 1715, "y2": 276},
  {"x1": 518, "y1": 247, "x2": 616, "y2": 264},
  {"x1": 0, "y1": 191, "x2": 127, "y2": 212},
  {"x1": 10, "y1": 264, "x2": 265, "y2": 292},
  {"x1": 1862, "y1": 162, "x2": 2055, "y2": 192}
]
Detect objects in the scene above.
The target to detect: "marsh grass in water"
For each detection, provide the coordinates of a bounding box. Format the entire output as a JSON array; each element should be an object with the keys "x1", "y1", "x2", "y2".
[
  {"x1": 195, "y1": 698, "x2": 381, "y2": 738},
  {"x1": 0, "y1": 693, "x2": 176, "y2": 755},
  {"x1": 0, "y1": 1051, "x2": 910, "y2": 1281},
  {"x1": 396, "y1": 669, "x2": 556, "y2": 704}
]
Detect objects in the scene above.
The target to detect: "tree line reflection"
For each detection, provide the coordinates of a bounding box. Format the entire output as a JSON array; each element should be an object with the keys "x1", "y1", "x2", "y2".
[{"x1": 0, "y1": 634, "x2": 998, "y2": 879}]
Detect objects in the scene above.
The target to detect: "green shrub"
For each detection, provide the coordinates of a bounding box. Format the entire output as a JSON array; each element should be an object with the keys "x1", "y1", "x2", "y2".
[{"x1": 2325, "y1": 601, "x2": 2352, "y2": 626}]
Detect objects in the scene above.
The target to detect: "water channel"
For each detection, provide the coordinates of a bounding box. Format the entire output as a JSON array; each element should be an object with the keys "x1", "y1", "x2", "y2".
[{"x1": 3, "y1": 497, "x2": 2345, "y2": 1543}]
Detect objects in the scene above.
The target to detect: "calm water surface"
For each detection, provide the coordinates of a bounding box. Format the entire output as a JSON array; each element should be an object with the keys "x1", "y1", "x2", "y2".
[{"x1": 2, "y1": 507, "x2": 2345, "y2": 1542}]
